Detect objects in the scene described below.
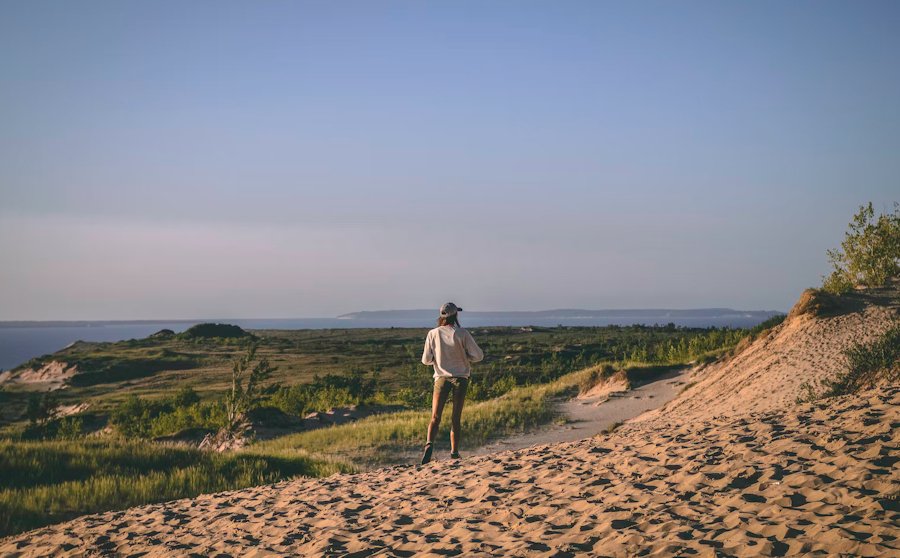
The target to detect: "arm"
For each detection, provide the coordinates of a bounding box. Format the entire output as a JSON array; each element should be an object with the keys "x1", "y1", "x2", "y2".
[
  {"x1": 464, "y1": 330, "x2": 484, "y2": 363},
  {"x1": 421, "y1": 331, "x2": 435, "y2": 365}
]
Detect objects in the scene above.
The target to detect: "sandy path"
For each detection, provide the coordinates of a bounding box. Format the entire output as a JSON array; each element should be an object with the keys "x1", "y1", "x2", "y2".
[
  {"x1": 472, "y1": 369, "x2": 687, "y2": 457},
  {"x1": 4, "y1": 386, "x2": 896, "y2": 557}
]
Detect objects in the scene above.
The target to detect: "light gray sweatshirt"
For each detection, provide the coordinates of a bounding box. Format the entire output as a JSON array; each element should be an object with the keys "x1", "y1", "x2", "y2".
[{"x1": 421, "y1": 325, "x2": 484, "y2": 378}]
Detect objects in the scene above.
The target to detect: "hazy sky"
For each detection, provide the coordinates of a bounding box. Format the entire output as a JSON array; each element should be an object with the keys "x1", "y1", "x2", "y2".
[{"x1": 1, "y1": 1, "x2": 898, "y2": 319}]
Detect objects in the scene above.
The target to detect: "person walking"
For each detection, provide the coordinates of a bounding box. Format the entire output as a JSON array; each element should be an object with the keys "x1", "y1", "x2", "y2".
[{"x1": 420, "y1": 302, "x2": 484, "y2": 464}]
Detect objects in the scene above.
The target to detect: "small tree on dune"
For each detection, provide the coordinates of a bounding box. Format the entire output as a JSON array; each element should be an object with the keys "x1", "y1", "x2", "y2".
[
  {"x1": 224, "y1": 343, "x2": 274, "y2": 431},
  {"x1": 823, "y1": 202, "x2": 900, "y2": 294}
]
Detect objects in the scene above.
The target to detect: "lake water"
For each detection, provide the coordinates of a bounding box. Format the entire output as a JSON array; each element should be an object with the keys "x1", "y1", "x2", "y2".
[{"x1": 0, "y1": 314, "x2": 771, "y2": 371}]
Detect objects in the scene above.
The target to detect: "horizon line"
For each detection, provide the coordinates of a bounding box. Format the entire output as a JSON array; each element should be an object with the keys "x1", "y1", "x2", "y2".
[{"x1": 0, "y1": 306, "x2": 787, "y2": 324}]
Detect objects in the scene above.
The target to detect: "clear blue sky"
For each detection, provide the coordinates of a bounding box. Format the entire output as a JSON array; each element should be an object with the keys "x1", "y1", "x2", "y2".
[{"x1": 1, "y1": 1, "x2": 897, "y2": 319}]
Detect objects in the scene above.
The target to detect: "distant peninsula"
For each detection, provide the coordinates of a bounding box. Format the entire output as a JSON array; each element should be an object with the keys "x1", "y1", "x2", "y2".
[{"x1": 338, "y1": 308, "x2": 783, "y2": 323}]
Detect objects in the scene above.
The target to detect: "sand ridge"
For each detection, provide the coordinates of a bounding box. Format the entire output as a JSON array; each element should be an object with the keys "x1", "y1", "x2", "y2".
[{"x1": 648, "y1": 295, "x2": 898, "y2": 424}]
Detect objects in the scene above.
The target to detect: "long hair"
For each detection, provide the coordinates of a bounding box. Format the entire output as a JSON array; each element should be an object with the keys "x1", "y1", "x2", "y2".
[{"x1": 438, "y1": 314, "x2": 460, "y2": 327}]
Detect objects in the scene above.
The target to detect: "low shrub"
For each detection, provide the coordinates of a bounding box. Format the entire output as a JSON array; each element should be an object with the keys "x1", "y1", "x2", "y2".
[
  {"x1": 826, "y1": 323, "x2": 900, "y2": 396},
  {"x1": 822, "y1": 202, "x2": 899, "y2": 294},
  {"x1": 110, "y1": 388, "x2": 225, "y2": 439},
  {"x1": 268, "y1": 369, "x2": 377, "y2": 416}
]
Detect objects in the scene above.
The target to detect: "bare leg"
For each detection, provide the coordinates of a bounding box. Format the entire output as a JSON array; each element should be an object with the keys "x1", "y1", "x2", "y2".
[
  {"x1": 449, "y1": 382, "x2": 466, "y2": 454},
  {"x1": 427, "y1": 382, "x2": 449, "y2": 444}
]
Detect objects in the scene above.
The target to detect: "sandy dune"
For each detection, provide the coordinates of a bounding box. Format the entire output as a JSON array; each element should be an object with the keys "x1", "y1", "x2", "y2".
[
  {"x1": 0, "y1": 361, "x2": 77, "y2": 391},
  {"x1": 3, "y1": 387, "x2": 896, "y2": 557},
  {"x1": 652, "y1": 290, "x2": 898, "y2": 424},
  {"x1": 2, "y1": 289, "x2": 898, "y2": 557}
]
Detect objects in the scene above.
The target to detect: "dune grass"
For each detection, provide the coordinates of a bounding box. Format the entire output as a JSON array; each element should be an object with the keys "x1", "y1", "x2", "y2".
[
  {"x1": 827, "y1": 323, "x2": 900, "y2": 396},
  {"x1": 796, "y1": 322, "x2": 900, "y2": 403},
  {"x1": 0, "y1": 439, "x2": 351, "y2": 538},
  {"x1": 253, "y1": 363, "x2": 676, "y2": 465}
]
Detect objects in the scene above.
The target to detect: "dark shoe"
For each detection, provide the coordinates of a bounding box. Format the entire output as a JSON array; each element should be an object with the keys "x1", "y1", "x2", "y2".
[
  {"x1": 450, "y1": 451, "x2": 461, "y2": 460},
  {"x1": 421, "y1": 442, "x2": 434, "y2": 465}
]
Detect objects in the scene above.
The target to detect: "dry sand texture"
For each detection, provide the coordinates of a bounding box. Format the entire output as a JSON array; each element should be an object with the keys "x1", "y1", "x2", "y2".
[
  {"x1": 473, "y1": 368, "x2": 687, "y2": 457},
  {"x1": 2, "y1": 290, "x2": 898, "y2": 557},
  {"x1": 652, "y1": 291, "x2": 898, "y2": 424},
  {"x1": 3, "y1": 387, "x2": 896, "y2": 557}
]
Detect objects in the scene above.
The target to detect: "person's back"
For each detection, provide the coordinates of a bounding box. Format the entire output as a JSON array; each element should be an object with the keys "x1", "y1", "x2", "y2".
[
  {"x1": 419, "y1": 302, "x2": 483, "y2": 464},
  {"x1": 422, "y1": 324, "x2": 484, "y2": 378}
]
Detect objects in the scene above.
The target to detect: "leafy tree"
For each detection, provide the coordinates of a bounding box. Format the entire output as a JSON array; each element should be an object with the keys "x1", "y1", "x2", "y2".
[
  {"x1": 824, "y1": 202, "x2": 900, "y2": 294},
  {"x1": 224, "y1": 344, "x2": 274, "y2": 430},
  {"x1": 25, "y1": 392, "x2": 58, "y2": 426}
]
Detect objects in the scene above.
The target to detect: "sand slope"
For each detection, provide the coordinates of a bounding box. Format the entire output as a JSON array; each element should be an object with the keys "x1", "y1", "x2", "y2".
[
  {"x1": 0, "y1": 361, "x2": 77, "y2": 391},
  {"x1": 652, "y1": 289, "x2": 898, "y2": 423}
]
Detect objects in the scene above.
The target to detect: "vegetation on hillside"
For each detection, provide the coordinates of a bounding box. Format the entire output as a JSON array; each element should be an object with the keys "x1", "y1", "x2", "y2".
[
  {"x1": 1, "y1": 323, "x2": 767, "y2": 437},
  {"x1": 823, "y1": 202, "x2": 900, "y2": 294},
  {"x1": 224, "y1": 344, "x2": 274, "y2": 431},
  {"x1": 0, "y1": 439, "x2": 349, "y2": 538},
  {"x1": 797, "y1": 323, "x2": 900, "y2": 403},
  {"x1": 827, "y1": 323, "x2": 900, "y2": 396}
]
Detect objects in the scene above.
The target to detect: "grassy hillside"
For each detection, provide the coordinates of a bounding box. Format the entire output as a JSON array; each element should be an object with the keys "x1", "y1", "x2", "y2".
[
  {"x1": 0, "y1": 324, "x2": 755, "y2": 428},
  {"x1": 0, "y1": 439, "x2": 350, "y2": 537}
]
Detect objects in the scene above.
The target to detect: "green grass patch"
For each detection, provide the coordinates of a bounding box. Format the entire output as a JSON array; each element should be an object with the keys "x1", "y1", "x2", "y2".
[{"x1": 0, "y1": 439, "x2": 350, "y2": 538}]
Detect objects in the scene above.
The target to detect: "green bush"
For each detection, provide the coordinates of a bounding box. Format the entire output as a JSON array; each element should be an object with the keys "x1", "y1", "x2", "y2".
[
  {"x1": 25, "y1": 392, "x2": 58, "y2": 426},
  {"x1": 148, "y1": 402, "x2": 227, "y2": 437},
  {"x1": 169, "y1": 386, "x2": 201, "y2": 408},
  {"x1": 224, "y1": 344, "x2": 275, "y2": 430},
  {"x1": 56, "y1": 417, "x2": 83, "y2": 441},
  {"x1": 393, "y1": 387, "x2": 427, "y2": 408},
  {"x1": 109, "y1": 395, "x2": 158, "y2": 438},
  {"x1": 826, "y1": 323, "x2": 900, "y2": 396},
  {"x1": 268, "y1": 369, "x2": 378, "y2": 416},
  {"x1": 109, "y1": 389, "x2": 229, "y2": 439},
  {"x1": 467, "y1": 374, "x2": 521, "y2": 401},
  {"x1": 823, "y1": 202, "x2": 900, "y2": 294},
  {"x1": 20, "y1": 414, "x2": 84, "y2": 442}
]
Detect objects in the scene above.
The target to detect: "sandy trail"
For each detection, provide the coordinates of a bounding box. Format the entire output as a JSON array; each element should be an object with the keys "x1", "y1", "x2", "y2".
[{"x1": 472, "y1": 368, "x2": 687, "y2": 457}]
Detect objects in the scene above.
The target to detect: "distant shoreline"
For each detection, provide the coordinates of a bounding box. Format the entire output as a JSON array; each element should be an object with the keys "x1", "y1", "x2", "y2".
[
  {"x1": 338, "y1": 308, "x2": 783, "y2": 320},
  {"x1": 1, "y1": 308, "x2": 784, "y2": 328},
  {"x1": 0, "y1": 313, "x2": 784, "y2": 372}
]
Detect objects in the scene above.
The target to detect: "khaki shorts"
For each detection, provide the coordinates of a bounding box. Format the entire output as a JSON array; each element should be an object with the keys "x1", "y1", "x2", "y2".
[{"x1": 433, "y1": 376, "x2": 469, "y2": 399}]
